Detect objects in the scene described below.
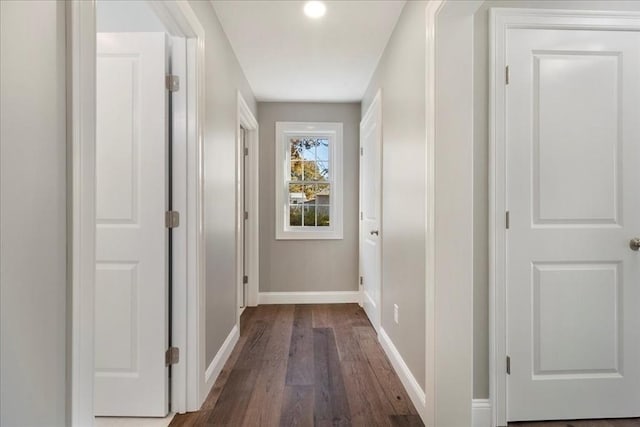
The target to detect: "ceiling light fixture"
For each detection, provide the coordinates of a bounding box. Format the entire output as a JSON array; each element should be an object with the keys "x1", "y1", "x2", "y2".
[{"x1": 304, "y1": 1, "x2": 326, "y2": 19}]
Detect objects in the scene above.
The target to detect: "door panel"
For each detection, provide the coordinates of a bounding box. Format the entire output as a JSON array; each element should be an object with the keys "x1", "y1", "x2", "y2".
[
  {"x1": 95, "y1": 32, "x2": 169, "y2": 417},
  {"x1": 533, "y1": 53, "x2": 620, "y2": 224},
  {"x1": 360, "y1": 94, "x2": 382, "y2": 331},
  {"x1": 506, "y1": 28, "x2": 640, "y2": 421},
  {"x1": 532, "y1": 262, "x2": 620, "y2": 375}
]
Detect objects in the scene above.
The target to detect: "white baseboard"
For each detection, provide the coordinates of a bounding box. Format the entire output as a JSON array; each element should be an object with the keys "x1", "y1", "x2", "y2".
[
  {"x1": 472, "y1": 399, "x2": 492, "y2": 427},
  {"x1": 378, "y1": 328, "x2": 427, "y2": 422},
  {"x1": 203, "y1": 324, "x2": 239, "y2": 403},
  {"x1": 95, "y1": 414, "x2": 175, "y2": 427},
  {"x1": 258, "y1": 291, "x2": 360, "y2": 305}
]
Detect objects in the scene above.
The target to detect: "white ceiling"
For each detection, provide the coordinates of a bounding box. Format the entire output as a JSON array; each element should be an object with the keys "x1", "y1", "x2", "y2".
[{"x1": 211, "y1": 1, "x2": 406, "y2": 102}]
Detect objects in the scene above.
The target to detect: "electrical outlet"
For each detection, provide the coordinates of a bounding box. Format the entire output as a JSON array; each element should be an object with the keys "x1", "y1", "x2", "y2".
[{"x1": 393, "y1": 304, "x2": 399, "y2": 324}]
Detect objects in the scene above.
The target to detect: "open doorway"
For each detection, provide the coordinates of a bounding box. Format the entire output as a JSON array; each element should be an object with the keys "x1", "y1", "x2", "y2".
[
  {"x1": 69, "y1": 1, "x2": 206, "y2": 425},
  {"x1": 236, "y1": 93, "x2": 260, "y2": 324},
  {"x1": 239, "y1": 125, "x2": 248, "y2": 313}
]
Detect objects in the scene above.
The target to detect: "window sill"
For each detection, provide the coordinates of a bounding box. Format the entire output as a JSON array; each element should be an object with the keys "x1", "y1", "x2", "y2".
[{"x1": 276, "y1": 229, "x2": 343, "y2": 240}]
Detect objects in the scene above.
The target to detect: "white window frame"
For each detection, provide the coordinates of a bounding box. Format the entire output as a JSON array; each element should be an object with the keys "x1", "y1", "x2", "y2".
[{"x1": 275, "y1": 121, "x2": 343, "y2": 240}]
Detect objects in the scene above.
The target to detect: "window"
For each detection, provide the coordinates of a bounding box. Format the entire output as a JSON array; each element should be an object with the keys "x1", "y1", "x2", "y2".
[{"x1": 275, "y1": 122, "x2": 343, "y2": 239}]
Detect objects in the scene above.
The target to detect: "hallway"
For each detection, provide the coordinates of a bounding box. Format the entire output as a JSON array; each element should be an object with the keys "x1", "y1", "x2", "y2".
[{"x1": 170, "y1": 304, "x2": 423, "y2": 426}]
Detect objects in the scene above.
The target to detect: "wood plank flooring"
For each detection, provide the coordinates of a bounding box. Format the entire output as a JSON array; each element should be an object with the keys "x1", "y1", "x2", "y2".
[{"x1": 170, "y1": 304, "x2": 423, "y2": 427}]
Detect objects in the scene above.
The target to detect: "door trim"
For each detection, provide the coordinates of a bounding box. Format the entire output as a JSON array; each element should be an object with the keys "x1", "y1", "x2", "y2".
[
  {"x1": 423, "y1": 2, "x2": 441, "y2": 424},
  {"x1": 67, "y1": 1, "x2": 207, "y2": 423},
  {"x1": 236, "y1": 91, "x2": 259, "y2": 319},
  {"x1": 67, "y1": 1, "x2": 97, "y2": 424},
  {"x1": 489, "y1": 8, "x2": 640, "y2": 426}
]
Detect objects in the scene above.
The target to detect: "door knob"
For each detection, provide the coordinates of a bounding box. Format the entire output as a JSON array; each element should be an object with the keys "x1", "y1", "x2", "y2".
[
  {"x1": 370, "y1": 230, "x2": 379, "y2": 236},
  {"x1": 630, "y1": 238, "x2": 640, "y2": 251}
]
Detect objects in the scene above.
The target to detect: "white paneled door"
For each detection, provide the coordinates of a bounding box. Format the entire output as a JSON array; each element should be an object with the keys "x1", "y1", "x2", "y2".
[
  {"x1": 506, "y1": 28, "x2": 640, "y2": 421},
  {"x1": 360, "y1": 92, "x2": 382, "y2": 332},
  {"x1": 95, "y1": 33, "x2": 169, "y2": 417}
]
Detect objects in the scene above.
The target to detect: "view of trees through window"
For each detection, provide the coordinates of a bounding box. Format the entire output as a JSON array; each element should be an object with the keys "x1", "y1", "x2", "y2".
[{"x1": 288, "y1": 137, "x2": 331, "y2": 227}]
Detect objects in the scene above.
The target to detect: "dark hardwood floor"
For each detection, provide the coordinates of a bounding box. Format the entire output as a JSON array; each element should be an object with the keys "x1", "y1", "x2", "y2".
[
  {"x1": 170, "y1": 304, "x2": 423, "y2": 427},
  {"x1": 509, "y1": 420, "x2": 640, "y2": 427}
]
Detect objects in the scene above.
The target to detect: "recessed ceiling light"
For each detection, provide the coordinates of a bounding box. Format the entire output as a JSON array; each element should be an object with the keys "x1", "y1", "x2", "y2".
[{"x1": 304, "y1": 1, "x2": 326, "y2": 19}]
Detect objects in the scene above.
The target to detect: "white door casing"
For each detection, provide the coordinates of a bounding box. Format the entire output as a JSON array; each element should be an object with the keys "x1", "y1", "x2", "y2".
[
  {"x1": 236, "y1": 92, "x2": 259, "y2": 314},
  {"x1": 360, "y1": 90, "x2": 382, "y2": 332},
  {"x1": 95, "y1": 32, "x2": 169, "y2": 417},
  {"x1": 501, "y1": 22, "x2": 640, "y2": 422}
]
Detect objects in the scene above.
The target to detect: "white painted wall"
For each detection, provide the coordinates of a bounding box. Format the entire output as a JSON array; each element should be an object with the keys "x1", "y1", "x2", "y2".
[
  {"x1": 257, "y1": 102, "x2": 360, "y2": 294},
  {"x1": 0, "y1": 1, "x2": 68, "y2": 425},
  {"x1": 361, "y1": 1, "x2": 427, "y2": 391},
  {"x1": 187, "y1": 0, "x2": 257, "y2": 366},
  {"x1": 472, "y1": 0, "x2": 640, "y2": 399}
]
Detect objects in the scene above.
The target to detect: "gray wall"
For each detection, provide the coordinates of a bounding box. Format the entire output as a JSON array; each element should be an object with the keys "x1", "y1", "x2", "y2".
[
  {"x1": 361, "y1": 1, "x2": 427, "y2": 390},
  {"x1": 472, "y1": 0, "x2": 640, "y2": 399},
  {"x1": 258, "y1": 103, "x2": 360, "y2": 293},
  {"x1": 0, "y1": 1, "x2": 68, "y2": 425},
  {"x1": 187, "y1": 0, "x2": 258, "y2": 366}
]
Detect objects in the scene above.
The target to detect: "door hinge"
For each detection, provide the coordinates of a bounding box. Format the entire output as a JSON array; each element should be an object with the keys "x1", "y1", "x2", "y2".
[
  {"x1": 505, "y1": 66, "x2": 510, "y2": 85},
  {"x1": 359, "y1": 276, "x2": 363, "y2": 285},
  {"x1": 165, "y1": 211, "x2": 180, "y2": 228},
  {"x1": 165, "y1": 347, "x2": 179, "y2": 366},
  {"x1": 360, "y1": 147, "x2": 364, "y2": 156},
  {"x1": 166, "y1": 75, "x2": 180, "y2": 92},
  {"x1": 506, "y1": 355, "x2": 511, "y2": 375},
  {"x1": 243, "y1": 275, "x2": 248, "y2": 284},
  {"x1": 505, "y1": 211, "x2": 510, "y2": 229},
  {"x1": 360, "y1": 211, "x2": 363, "y2": 220},
  {"x1": 244, "y1": 147, "x2": 249, "y2": 156},
  {"x1": 244, "y1": 211, "x2": 248, "y2": 220}
]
